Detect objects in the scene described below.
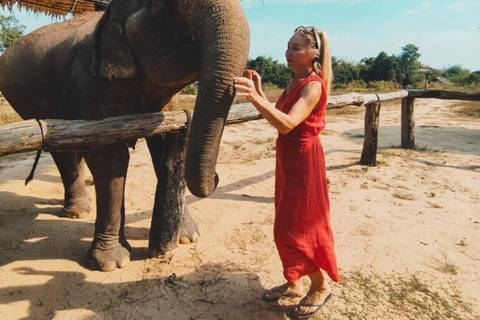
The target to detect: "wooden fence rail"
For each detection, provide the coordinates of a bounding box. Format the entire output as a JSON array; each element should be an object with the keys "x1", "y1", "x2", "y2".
[
  {"x1": 0, "y1": 89, "x2": 478, "y2": 165},
  {"x1": 0, "y1": 105, "x2": 263, "y2": 157},
  {"x1": 401, "y1": 89, "x2": 480, "y2": 149}
]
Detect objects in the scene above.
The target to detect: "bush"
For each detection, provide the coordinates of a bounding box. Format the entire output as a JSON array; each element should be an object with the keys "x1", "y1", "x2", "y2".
[{"x1": 181, "y1": 83, "x2": 198, "y2": 95}]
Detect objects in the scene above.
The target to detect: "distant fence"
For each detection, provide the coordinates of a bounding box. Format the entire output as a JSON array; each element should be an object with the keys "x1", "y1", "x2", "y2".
[
  {"x1": 0, "y1": 90, "x2": 479, "y2": 165},
  {"x1": 401, "y1": 89, "x2": 480, "y2": 151}
]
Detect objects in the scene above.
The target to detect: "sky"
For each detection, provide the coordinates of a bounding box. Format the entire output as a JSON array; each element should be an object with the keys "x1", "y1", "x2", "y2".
[{"x1": 1, "y1": 0, "x2": 479, "y2": 71}]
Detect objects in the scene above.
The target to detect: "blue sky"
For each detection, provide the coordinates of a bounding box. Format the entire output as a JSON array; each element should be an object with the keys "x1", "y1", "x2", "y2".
[
  {"x1": 2, "y1": 0, "x2": 479, "y2": 71},
  {"x1": 242, "y1": 0, "x2": 480, "y2": 71}
]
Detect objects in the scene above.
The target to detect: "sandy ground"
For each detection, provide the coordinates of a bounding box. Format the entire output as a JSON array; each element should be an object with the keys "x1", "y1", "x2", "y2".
[{"x1": 0, "y1": 98, "x2": 479, "y2": 320}]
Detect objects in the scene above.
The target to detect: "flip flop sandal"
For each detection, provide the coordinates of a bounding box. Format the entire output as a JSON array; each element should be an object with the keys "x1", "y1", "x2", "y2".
[
  {"x1": 261, "y1": 286, "x2": 294, "y2": 302},
  {"x1": 294, "y1": 292, "x2": 332, "y2": 319}
]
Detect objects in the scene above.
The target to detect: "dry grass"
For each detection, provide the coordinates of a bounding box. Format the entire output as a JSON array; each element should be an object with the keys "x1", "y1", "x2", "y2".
[
  {"x1": 451, "y1": 101, "x2": 480, "y2": 118},
  {"x1": 327, "y1": 106, "x2": 364, "y2": 116},
  {"x1": 0, "y1": 104, "x2": 22, "y2": 125},
  {"x1": 232, "y1": 87, "x2": 284, "y2": 105},
  {"x1": 178, "y1": 94, "x2": 197, "y2": 110},
  {"x1": 320, "y1": 270, "x2": 478, "y2": 320}
]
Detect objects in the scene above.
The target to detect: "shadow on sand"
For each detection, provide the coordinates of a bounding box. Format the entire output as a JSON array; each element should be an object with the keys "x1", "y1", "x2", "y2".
[{"x1": 0, "y1": 262, "x2": 288, "y2": 320}]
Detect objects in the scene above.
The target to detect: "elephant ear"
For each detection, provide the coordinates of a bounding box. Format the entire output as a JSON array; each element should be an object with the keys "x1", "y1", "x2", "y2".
[{"x1": 92, "y1": 3, "x2": 138, "y2": 80}]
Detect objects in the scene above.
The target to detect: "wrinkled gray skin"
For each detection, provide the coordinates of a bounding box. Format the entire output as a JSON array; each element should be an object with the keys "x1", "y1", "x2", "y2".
[{"x1": 0, "y1": 0, "x2": 249, "y2": 271}]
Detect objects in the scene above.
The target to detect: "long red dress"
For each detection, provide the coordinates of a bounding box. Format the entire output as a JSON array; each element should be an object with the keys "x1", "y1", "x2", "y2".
[{"x1": 274, "y1": 73, "x2": 339, "y2": 283}]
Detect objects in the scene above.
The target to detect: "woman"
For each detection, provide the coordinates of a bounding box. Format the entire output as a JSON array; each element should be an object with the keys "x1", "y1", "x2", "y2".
[{"x1": 234, "y1": 26, "x2": 339, "y2": 318}]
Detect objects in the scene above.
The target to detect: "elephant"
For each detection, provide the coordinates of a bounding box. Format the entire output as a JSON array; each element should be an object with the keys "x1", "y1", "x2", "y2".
[{"x1": 0, "y1": 0, "x2": 249, "y2": 271}]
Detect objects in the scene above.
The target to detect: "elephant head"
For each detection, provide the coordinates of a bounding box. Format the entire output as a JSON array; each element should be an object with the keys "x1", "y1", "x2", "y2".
[{"x1": 93, "y1": 0, "x2": 250, "y2": 198}]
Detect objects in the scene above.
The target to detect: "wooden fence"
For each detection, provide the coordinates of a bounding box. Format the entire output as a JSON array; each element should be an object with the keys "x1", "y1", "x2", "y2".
[{"x1": 0, "y1": 90, "x2": 478, "y2": 165}]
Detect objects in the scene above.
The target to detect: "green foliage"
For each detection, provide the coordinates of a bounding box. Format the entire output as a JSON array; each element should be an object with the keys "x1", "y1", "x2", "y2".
[
  {"x1": 442, "y1": 65, "x2": 465, "y2": 78},
  {"x1": 467, "y1": 72, "x2": 480, "y2": 85},
  {"x1": 245, "y1": 43, "x2": 477, "y2": 90},
  {"x1": 442, "y1": 65, "x2": 480, "y2": 86},
  {"x1": 355, "y1": 44, "x2": 422, "y2": 87},
  {"x1": 398, "y1": 44, "x2": 422, "y2": 86},
  {"x1": 332, "y1": 57, "x2": 359, "y2": 84},
  {"x1": 359, "y1": 52, "x2": 399, "y2": 83},
  {"x1": 0, "y1": 15, "x2": 25, "y2": 52},
  {"x1": 247, "y1": 56, "x2": 292, "y2": 88},
  {"x1": 181, "y1": 83, "x2": 198, "y2": 95}
]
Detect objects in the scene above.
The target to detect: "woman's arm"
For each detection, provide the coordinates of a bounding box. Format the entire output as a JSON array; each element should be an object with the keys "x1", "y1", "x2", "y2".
[{"x1": 235, "y1": 76, "x2": 322, "y2": 134}]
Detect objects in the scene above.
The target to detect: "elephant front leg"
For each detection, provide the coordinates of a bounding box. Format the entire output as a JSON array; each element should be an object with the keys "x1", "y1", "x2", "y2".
[
  {"x1": 147, "y1": 132, "x2": 199, "y2": 257},
  {"x1": 51, "y1": 152, "x2": 91, "y2": 219},
  {"x1": 85, "y1": 144, "x2": 132, "y2": 272}
]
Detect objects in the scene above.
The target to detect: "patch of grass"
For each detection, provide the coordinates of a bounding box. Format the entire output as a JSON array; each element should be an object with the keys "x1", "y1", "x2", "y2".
[
  {"x1": 333, "y1": 80, "x2": 403, "y2": 93},
  {"x1": 328, "y1": 106, "x2": 364, "y2": 116},
  {"x1": 178, "y1": 94, "x2": 197, "y2": 110},
  {"x1": 379, "y1": 151, "x2": 397, "y2": 159},
  {"x1": 434, "y1": 252, "x2": 460, "y2": 275},
  {"x1": 330, "y1": 271, "x2": 477, "y2": 320},
  {"x1": 375, "y1": 151, "x2": 396, "y2": 166},
  {"x1": 233, "y1": 87, "x2": 284, "y2": 105},
  {"x1": 437, "y1": 262, "x2": 459, "y2": 275},
  {"x1": 386, "y1": 275, "x2": 471, "y2": 319},
  {"x1": 0, "y1": 104, "x2": 22, "y2": 125},
  {"x1": 451, "y1": 101, "x2": 480, "y2": 118}
]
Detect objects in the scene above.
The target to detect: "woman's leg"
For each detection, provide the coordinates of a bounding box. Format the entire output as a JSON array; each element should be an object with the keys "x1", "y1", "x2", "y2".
[
  {"x1": 263, "y1": 279, "x2": 304, "y2": 300},
  {"x1": 296, "y1": 269, "x2": 332, "y2": 315}
]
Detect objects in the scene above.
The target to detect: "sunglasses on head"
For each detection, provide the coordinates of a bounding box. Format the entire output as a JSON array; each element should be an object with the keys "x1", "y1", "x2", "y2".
[{"x1": 295, "y1": 26, "x2": 320, "y2": 50}]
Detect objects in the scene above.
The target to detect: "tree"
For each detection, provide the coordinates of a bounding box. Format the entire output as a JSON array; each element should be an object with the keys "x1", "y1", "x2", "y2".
[
  {"x1": 398, "y1": 44, "x2": 422, "y2": 87},
  {"x1": 358, "y1": 57, "x2": 375, "y2": 82},
  {"x1": 0, "y1": 15, "x2": 26, "y2": 53},
  {"x1": 332, "y1": 57, "x2": 360, "y2": 84},
  {"x1": 442, "y1": 65, "x2": 479, "y2": 86},
  {"x1": 367, "y1": 51, "x2": 398, "y2": 82},
  {"x1": 442, "y1": 65, "x2": 465, "y2": 79},
  {"x1": 466, "y1": 71, "x2": 480, "y2": 85},
  {"x1": 247, "y1": 56, "x2": 292, "y2": 88}
]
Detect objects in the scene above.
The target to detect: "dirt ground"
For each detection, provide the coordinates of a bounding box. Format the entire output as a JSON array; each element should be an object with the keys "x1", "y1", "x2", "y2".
[{"x1": 0, "y1": 98, "x2": 479, "y2": 320}]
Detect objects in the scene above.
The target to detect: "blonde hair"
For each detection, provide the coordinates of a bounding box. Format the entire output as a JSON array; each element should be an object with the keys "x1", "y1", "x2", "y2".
[{"x1": 295, "y1": 27, "x2": 333, "y2": 94}]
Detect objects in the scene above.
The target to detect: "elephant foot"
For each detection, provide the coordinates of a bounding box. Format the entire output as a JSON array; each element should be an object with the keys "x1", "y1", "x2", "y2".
[
  {"x1": 63, "y1": 208, "x2": 90, "y2": 219},
  {"x1": 87, "y1": 241, "x2": 132, "y2": 272},
  {"x1": 179, "y1": 207, "x2": 200, "y2": 245},
  {"x1": 63, "y1": 195, "x2": 92, "y2": 219}
]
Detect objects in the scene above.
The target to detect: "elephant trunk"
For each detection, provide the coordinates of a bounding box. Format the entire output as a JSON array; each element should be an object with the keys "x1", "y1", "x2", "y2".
[{"x1": 178, "y1": 0, "x2": 249, "y2": 198}]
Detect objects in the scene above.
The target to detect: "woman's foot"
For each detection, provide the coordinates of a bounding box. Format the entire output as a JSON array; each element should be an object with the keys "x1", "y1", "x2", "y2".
[
  {"x1": 295, "y1": 282, "x2": 332, "y2": 317},
  {"x1": 262, "y1": 281, "x2": 304, "y2": 301}
]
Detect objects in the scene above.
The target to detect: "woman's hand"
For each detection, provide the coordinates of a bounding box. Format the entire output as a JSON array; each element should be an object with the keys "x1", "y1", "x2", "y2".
[
  {"x1": 249, "y1": 69, "x2": 263, "y2": 96},
  {"x1": 234, "y1": 69, "x2": 266, "y2": 102}
]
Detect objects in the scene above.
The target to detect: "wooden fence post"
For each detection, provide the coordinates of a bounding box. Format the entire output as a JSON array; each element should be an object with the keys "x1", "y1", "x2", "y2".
[
  {"x1": 401, "y1": 97, "x2": 415, "y2": 148},
  {"x1": 360, "y1": 101, "x2": 381, "y2": 165}
]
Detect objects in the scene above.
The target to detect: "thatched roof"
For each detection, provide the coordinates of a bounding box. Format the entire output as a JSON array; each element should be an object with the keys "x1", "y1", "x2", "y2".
[{"x1": 1, "y1": 0, "x2": 109, "y2": 16}]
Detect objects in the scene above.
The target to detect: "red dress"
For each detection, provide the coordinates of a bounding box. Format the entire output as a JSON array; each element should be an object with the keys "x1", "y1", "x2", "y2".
[{"x1": 274, "y1": 74, "x2": 339, "y2": 283}]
